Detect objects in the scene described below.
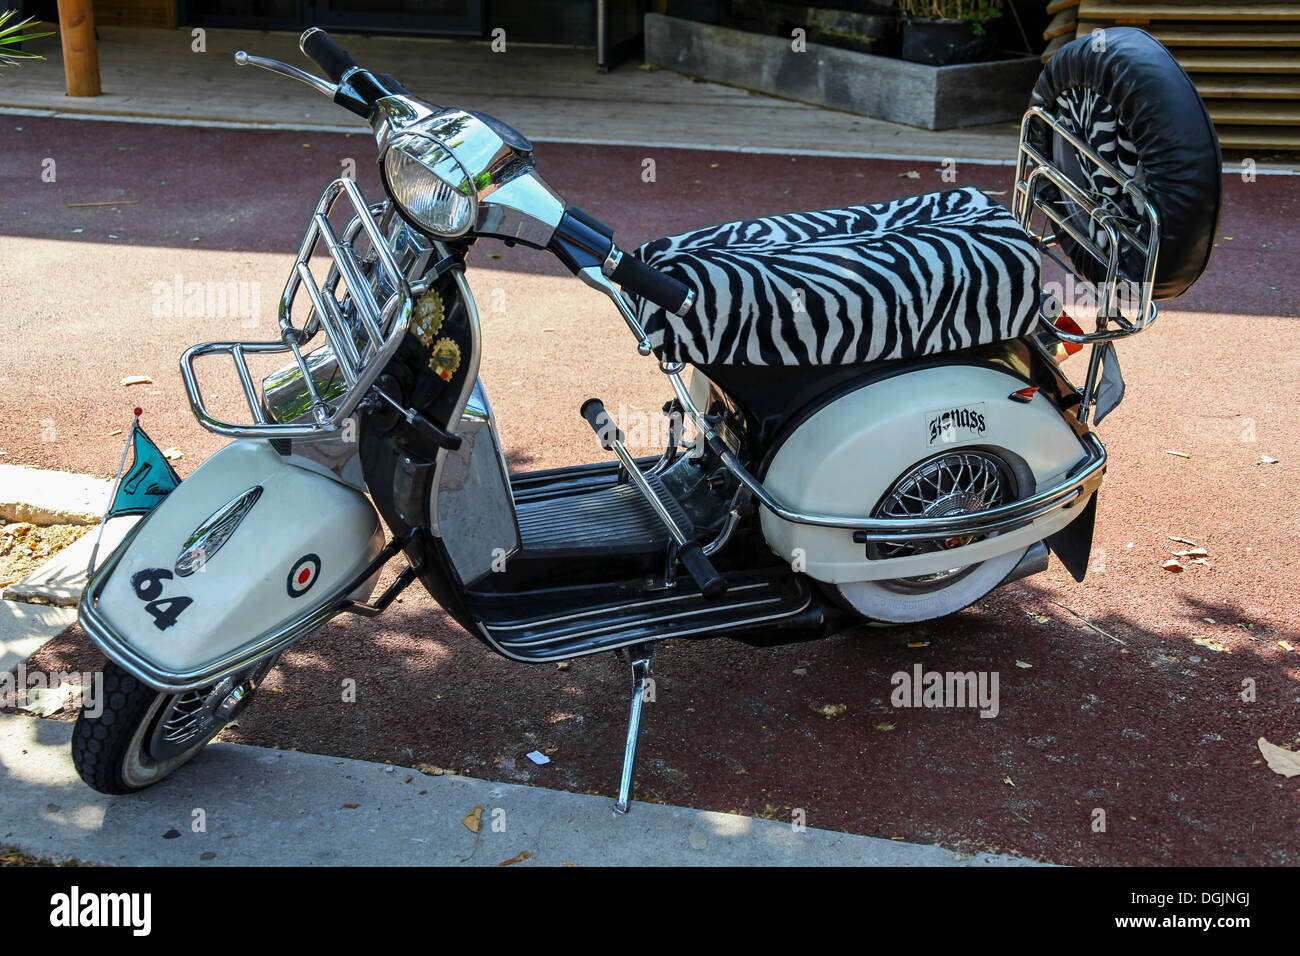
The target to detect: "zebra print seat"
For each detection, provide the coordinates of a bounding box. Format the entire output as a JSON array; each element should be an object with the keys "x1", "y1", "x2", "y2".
[{"x1": 633, "y1": 187, "x2": 1041, "y2": 367}]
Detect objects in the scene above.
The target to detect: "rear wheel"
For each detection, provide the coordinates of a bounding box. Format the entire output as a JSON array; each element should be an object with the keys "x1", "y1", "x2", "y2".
[
  {"x1": 830, "y1": 449, "x2": 1028, "y2": 625},
  {"x1": 72, "y1": 658, "x2": 274, "y2": 795}
]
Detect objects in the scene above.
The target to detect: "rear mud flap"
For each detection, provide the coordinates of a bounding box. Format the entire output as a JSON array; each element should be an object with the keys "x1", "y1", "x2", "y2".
[{"x1": 1045, "y1": 493, "x2": 1097, "y2": 582}]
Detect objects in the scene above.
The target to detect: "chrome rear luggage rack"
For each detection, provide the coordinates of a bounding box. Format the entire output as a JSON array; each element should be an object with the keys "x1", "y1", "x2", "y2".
[
  {"x1": 1015, "y1": 105, "x2": 1162, "y2": 344},
  {"x1": 181, "y1": 177, "x2": 431, "y2": 440}
]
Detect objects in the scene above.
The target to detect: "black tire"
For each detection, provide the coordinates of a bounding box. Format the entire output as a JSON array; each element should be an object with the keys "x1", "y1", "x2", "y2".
[
  {"x1": 1029, "y1": 27, "x2": 1222, "y2": 301},
  {"x1": 72, "y1": 659, "x2": 268, "y2": 795}
]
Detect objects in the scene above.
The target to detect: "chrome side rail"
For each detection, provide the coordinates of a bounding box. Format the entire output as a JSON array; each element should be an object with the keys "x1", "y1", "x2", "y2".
[
  {"x1": 180, "y1": 178, "x2": 416, "y2": 440},
  {"x1": 664, "y1": 367, "x2": 1105, "y2": 545}
]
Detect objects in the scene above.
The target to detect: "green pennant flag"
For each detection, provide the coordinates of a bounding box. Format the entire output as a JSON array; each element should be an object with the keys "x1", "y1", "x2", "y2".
[{"x1": 106, "y1": 418, "x2": 181, "y2": 519}]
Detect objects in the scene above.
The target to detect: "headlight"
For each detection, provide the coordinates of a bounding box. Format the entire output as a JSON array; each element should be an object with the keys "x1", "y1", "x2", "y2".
[{"x1": 382, "y1": 133, "x2": 478, "y2": 238}]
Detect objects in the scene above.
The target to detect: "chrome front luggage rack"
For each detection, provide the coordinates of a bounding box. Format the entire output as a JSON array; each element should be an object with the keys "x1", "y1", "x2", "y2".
[{"x1": 181, "y1": 178, "x2": 433, "y2": 441}]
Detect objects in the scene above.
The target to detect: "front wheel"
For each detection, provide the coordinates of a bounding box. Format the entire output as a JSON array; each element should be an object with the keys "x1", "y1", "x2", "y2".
[{"x1": 72, "y1": 658, "x2": 274, "y2": 795}]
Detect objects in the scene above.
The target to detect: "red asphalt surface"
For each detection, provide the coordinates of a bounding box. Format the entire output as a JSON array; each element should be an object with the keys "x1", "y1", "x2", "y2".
[{"x1": 2, "y1": 116, "x2": 1298, "y2": 865}]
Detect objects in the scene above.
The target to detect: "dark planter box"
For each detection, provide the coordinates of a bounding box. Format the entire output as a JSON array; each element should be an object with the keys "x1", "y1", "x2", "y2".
[{"x1": 644, "y1": 13, "x2": 1041, "y2": 131}]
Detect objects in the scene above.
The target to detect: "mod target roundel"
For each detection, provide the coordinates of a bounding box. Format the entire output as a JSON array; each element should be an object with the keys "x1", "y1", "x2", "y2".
[{"x1": 287, "y1": 554, "x2": 321, "y2": 598}]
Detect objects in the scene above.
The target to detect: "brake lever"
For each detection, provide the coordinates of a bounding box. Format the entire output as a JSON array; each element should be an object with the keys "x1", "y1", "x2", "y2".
[{"x1": 234, "y1": 51, "x2": 338, "y2": 98}]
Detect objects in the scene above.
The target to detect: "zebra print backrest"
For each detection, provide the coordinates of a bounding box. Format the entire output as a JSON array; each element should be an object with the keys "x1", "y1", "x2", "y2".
[{"x1": 632, "y1": 186, "x2": 1041, "y2": 367}]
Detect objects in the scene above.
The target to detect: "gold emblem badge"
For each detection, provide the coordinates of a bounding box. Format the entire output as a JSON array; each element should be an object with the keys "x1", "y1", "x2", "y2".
[
  {"x1": 411, "y1": 289, "x2": 444, "y2": 347},
  {"x1": 429, "y1": 336, "x2": 461, "y2": 381}
]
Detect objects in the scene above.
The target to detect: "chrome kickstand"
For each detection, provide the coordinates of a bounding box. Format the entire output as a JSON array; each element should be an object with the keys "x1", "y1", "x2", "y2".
[{"x1": 614, "y1": 642, "x2": 655, "y2": 814}]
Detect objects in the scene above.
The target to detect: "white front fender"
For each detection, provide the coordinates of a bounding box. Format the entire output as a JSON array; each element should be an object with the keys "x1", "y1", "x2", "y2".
[{"x1": 79, "y1": 440, "x2": 384, "y2": 692}]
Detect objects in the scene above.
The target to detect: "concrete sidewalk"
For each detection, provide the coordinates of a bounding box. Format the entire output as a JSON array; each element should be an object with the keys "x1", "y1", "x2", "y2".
[
  {"x1": 0, "y1": 25, "x2": 1021, "y2": 161},
  {"x1": 0, "y1": 714, "x2": 1036, "y2": 867}
]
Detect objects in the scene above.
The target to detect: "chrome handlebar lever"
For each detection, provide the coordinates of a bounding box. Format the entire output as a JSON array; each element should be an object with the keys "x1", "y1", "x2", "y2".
[{"x1": 234, "y1": 50, "x2": 338, "y2": 98}]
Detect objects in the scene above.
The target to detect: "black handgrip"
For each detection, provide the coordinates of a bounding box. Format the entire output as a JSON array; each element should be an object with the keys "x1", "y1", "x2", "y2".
[
  {"x1": 611, "y1": 253, "x2": 692, "y2": 316},
  {"x1": 679, "y1": 542, "x2": 727, "y2": 598},
  {"x1": 580, "y1": 398, "x2": 624, "y2": 451},
  {"x1": 300, "y1": 27, "x2": 357, "y2": 84}
]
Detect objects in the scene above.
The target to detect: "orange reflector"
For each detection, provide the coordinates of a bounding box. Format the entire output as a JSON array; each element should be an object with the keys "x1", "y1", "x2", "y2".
[
  {"x1": 1010, "y1": 386, "x2": 1040, "y2": 403},
  {"x1": 1053, "y1": 312, "x2": 1085, "y2": 358}
]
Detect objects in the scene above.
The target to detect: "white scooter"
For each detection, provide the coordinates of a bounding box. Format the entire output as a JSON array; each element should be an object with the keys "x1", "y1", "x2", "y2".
[{"x1": 72, "y1": 27, "x2": 1222, "y2": 809}]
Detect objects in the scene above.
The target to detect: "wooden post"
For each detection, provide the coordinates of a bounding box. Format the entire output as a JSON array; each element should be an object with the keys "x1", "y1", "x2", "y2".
[{"x1": 57, "y1": 0, "x2": 101, "y2": 97}]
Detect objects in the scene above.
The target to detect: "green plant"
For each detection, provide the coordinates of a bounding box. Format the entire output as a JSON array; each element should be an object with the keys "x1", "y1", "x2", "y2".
[
  {"x1": 0, "y1": 10, "x2": 52, "y2": 69},
  {"x1": 897, "y1": 1, "x2": 1004, "y2": 23}
]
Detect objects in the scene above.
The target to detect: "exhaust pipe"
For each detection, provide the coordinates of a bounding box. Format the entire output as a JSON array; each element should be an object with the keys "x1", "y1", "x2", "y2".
[{"x1": 1005, "y1": 541, "x2": 1049, "y2": 585}]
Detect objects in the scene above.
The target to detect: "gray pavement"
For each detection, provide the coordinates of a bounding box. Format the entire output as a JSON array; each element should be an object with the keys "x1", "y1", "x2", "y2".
[
  {"x1": 0, "y1": 713, "x2": 1036, "y2": 867},
  {"x1": 0, "y1": 602, "x2": 76, "y2": 672}
]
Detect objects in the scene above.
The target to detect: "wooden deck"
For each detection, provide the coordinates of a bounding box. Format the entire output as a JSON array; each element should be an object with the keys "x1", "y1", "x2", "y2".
[
  {"x1": 1078, "y1": 0, "x2": 1300, "y2": 150},
  {"x1": 0, "y1": 25, "x2": 1022, "y2": 160}
]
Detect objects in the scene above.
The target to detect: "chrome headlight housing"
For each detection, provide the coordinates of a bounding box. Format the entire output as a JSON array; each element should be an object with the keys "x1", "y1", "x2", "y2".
[{"x1": 382, "y1": 133, "x2": 478, "y2": 238}]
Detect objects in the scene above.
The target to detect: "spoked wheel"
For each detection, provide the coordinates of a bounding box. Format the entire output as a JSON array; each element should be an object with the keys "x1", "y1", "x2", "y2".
[
  {"x1": 830, "y1": 449, "x2": 1029, "y2": 625},
  {"x1": 72, "y1": 657, "x2": 276, "y2": 795}
]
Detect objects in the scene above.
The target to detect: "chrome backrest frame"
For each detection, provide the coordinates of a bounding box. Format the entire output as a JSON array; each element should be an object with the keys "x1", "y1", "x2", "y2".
[
  {"x1": 1014, "y1": 105, "x2": 1162, "y2": 345},
  {"x1": 180, "y1": 178, "x2": 419, "y2": 440}
]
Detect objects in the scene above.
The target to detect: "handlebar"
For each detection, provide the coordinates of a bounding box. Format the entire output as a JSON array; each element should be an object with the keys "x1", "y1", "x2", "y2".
[
  {"x1": 299, "y1": 27, "x2": 357, "y2": 84},
  {"x1": 608, "y1": 251, "x2": 693, "y2": 316}
]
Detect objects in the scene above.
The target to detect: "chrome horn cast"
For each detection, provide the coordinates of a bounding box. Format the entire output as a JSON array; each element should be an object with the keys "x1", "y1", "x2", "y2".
[{"x1": 174, "y1": 486, "x2": 263, "y2": 577}]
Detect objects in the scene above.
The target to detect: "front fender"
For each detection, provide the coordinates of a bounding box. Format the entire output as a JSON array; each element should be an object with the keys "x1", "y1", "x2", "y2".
[{"x1": 79, "y1": 440, "x2": 383, "y2": 692}]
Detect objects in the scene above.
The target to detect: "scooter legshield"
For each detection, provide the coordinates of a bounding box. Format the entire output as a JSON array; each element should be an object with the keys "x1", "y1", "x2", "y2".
[{"x1": 79, "y1": 440, "x2": 384, "y2": 693}]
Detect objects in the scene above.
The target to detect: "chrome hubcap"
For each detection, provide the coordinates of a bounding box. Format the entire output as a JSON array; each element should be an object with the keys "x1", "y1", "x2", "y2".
[
  {"x1": 872, "y1": 451, "x2": 1012, "y2": 594},
  {"x1": 147, "y1": 662, "x2": 270, "y2": 762}
]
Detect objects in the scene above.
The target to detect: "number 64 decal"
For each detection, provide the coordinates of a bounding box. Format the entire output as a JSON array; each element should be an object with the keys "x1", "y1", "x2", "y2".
[{"x1": 128, "y1": 568, "x2": 193, "y2": 631}]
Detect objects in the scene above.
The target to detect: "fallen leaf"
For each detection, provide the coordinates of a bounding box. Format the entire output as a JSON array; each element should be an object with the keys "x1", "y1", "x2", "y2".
[
  {"x1": 812, "y1": 703, "x2": 846, "y2": 718},
  {"x1": 1169, "y1": 536, "x2": 1197, "y2": 547},
  {"x1": 120, "y1": 375, "x2": 152, "y2": 387},
  {"x1": 899, "y1": 170, "x2": 921, "y2": 179},
  {"x1": 462, "y1": 805, "x2": 484, "y2": 833},
  {"x1": 1002, "y1": 774, "x2": 1016, "y2": 788},
  {"x1": 414, "y1": 763, "x2": 454, "y2": 776},
  {"x1": 1279, "y1": 641, "x2": 1294, "y2": 652},
  {"x1": 19, "y1": 685, "x2": 80, "y2": 717},
  {"x1": 1173, "y1": 548, "x2": 1209, "y2": 559},
  {"x1": 792, "y1": 666, "x2": 808, "y2": 676},
  {"x1": 1162, "y1": 559, "x2": 1184, "y2": 573},
  {"x1": 1192, "y1": 637, "x2": 1227, "y2": 653},
  {"x1": 498, "y1": 851, "x2": 533, "y2": 867},
  {"x1": 1260, "y1": 455, "x2": 1279, "y2": 464},
  {"x1": 1015, "y1": 660, "x2": 1033, "y2": 669},
  {"x1": 341, "y1": 803, "x2": 359, "y2": 809},
  {"x1": 1166, "y1": 450, "x2": 1191, "y2": 459},
  {"x1": 874, "y1": 722, "x2": 895, "y2": 731},
  {"x1": 1024, "y1": 609, "x2": 1051, "y2": 624},
  {"x1": 1257, "y1": 738, "x2": 1300, "y2": 777},
  {"x1": 555, "y1": 661, "x2": 570, "y2": 671}
]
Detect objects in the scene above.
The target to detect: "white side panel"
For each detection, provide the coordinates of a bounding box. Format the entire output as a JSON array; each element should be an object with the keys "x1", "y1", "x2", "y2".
[
  {"x1": 97, "y1": 440, "x2": 382, "y2": 674},
  {"x1": 760, "y1": 365, "x2": 1090, "y2": 583}
]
